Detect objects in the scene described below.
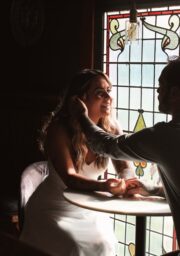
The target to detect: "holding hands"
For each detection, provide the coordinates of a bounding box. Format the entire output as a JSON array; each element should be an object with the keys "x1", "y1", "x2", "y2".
[
  {"x1": 106, "y1": 177, "x2": 164, "y2": 198},
  {"x1": 105, "y1": 178, "x2": 126, "y2": 196}
]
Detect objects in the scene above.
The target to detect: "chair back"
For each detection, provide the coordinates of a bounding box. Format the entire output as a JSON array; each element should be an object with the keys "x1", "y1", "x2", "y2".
[{"x1": 19, "y1": 161, "x2": 48, "y2": 230}]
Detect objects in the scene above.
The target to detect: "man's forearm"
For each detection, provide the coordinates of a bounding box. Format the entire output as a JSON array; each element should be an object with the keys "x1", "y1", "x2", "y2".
[
  {"x1": 79, "y1": 114, "x2": 122, "y2": 159},
  {"x1": 79, "y1": 114, "x2": 140, "y2": 161},
  {"x1": 153, "y1": 186, "x2": 165, "y2": 197}
]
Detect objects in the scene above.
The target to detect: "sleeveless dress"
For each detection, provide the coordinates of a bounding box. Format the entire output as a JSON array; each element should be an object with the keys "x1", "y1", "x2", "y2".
[{"x1": 20, "y1": 161, "x2": 117, "y2": 256}]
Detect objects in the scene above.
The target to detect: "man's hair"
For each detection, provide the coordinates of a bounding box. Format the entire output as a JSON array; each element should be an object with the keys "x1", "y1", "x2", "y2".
[{"x1": 160, "y1": 56, "x2": 180, "y2": 88}]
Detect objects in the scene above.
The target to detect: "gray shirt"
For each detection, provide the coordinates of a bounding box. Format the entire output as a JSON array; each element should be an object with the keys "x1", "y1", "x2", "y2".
[{"x1": 80, "y1": 115, "x2": 180, "y2": 246}]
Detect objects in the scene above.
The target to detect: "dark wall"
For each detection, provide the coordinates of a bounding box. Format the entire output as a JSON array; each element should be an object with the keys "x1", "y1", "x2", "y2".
[
  {"x1": 2, "y1": 0, "x2": 177, "y2": 199},
  {"x1": 1, "y1": 0, "x2": 94, "y2": 197}
]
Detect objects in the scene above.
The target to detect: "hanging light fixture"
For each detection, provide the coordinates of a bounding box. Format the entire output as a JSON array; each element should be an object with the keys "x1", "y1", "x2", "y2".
[{"x1": 125, "y1": 0, "x2": 139, "y2": 43}]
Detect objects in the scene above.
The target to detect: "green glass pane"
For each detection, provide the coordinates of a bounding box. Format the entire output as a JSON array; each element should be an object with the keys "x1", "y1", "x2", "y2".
[
  {"x1": 126, "y1": 224, "x2": 135, "y2": 244},
  {"x1": 110, "y1": 47, "x2": 120, "y2": 62},
  {"x1": 164, "y1": 217, "x2": 174, "y2": 236},
  {"x1": 142, "y1": 88, "x2": 154, "y2": 111},
  {"x1": 150, "y1": 217, "x2": 163, "y2": 233},
  {"x1": 143, "y1": 40, "x2": 155, "y2": 62},
  {"x1": 130, "y1": 41, "x2": 142, "y2": 62},
  {"x1": 143, "y1": 112, "x2": 153, "y2": 127},
  {"x1": 115, "y1": 214, "x2": 126, "y2": 221},
  {"x1": 118, "y1": 64, "x2": 129, "y2": 86},
  {"x1": 116, "y1": 243, "x2": 125, "y2": 256},
  {"x1": 115, "y1": 220, "x2": 126, "y2": 242},
  {"x1": 142, "y1": 16, "x2": 156, "y2": 39},
  {"x1": 154, "y1": 113, "x2": 167, "y2": 123},
  {"x1": 155, "y1": 40, "x2": 167, "y2": 62},
  {"x1": 149, "y1": 232, "x2": 163, "y2": 255},
  {"x1": 117, "y1": 109, "x2": 129, "y2": 131},
  {"x1": 109, "y1": 64, "x2": 118, "y2": 85},
  {"x1": 130, "y1": 88, "x2": 141, "y2": 109},
  {"x1": 142, "y1": 64, "x2": 154, "y2": 87},
  {"x1": 118, "y1": 87, "x2": 129, "y2": 108},
  {"x1": 129, "y1": 111, "x2": 139, "y2": 132},
  {"x1": 130, "y1": 64, "x2": 141, "y2": 86},
  {"x1": 118, "y1": 45, "x2": 130, "y2": 62},
  {"x1": 156, "y1": 15, "x2": 170, "y2": 38},
  {"x1": 127, "y1": 216, "x2": 136, "y2": 225}
]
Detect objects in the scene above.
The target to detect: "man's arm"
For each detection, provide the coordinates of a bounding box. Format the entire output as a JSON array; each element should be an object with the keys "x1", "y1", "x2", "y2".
[
  {"x1": 70, "y1": 97, "x2": 157, "y2": 162},
  {"x1": 79, "y1": 114, "x2": 165, "y2": 197},
  {"x1": 79, "y1": 113, "x2": 145, "y2": 161},
  {"x1": 70, "y1": 97, "x2": 165, "y2": 197},
  {"x1": 79, "y1": 113, "x2": 122, "y2": 158}
]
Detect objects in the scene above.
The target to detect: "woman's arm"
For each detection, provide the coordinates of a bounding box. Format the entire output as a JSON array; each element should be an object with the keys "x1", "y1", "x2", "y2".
[{"x1": 47, "y1": 124, "x2": 126, "y2": 196}]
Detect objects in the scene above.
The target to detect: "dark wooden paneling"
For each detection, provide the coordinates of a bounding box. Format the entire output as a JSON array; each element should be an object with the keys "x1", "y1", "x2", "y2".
[{"x1": 2, "y1": 0, "x2": 95, "y2": 199}]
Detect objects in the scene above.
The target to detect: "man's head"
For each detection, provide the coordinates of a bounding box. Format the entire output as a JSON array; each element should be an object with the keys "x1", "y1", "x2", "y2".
[{"x1": 158, "y1": 56, "x2": 180, "y2": 114}]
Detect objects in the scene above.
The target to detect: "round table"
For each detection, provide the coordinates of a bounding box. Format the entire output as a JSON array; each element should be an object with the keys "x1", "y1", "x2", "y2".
[{"x1": 63, "y1": 188, "x2": 171, "y2": 256}]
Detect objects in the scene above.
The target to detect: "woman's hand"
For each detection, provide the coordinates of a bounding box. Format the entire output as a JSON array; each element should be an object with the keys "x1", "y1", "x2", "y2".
[{"x1": 106, "y1": 178, "x2": 126, "y2": 196}]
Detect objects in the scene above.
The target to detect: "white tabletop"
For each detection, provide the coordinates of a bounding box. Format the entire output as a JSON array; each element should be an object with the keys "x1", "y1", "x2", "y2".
[{"x1": 63, "y1": 189, "x2": 171, "y2": 216}]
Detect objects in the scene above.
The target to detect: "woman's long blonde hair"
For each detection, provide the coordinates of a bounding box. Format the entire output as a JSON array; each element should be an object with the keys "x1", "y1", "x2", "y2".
[{"x1": 38, "y1": 69, "x2": 117, "y2": 171}]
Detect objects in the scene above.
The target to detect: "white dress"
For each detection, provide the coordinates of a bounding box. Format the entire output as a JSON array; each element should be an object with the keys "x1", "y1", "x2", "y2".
[{"x1": 20, "y1": 161, "x2": 117, "y2": 256}]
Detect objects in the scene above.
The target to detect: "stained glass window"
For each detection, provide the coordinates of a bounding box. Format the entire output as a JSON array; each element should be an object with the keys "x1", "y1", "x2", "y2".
[{"x1": 102, "y1": 5, "x2": 180, "y2": 256}]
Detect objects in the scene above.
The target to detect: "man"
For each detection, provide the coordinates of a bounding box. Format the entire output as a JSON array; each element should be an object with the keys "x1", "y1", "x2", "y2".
[{"x1": 70, "y1": 57, "x2": 180, "y2": 248}]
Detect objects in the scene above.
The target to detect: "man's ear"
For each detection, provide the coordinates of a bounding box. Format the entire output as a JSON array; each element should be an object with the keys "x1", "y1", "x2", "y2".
[
  {"x1": 171, "y1": 86, "x2": 180, "y2": 96},
  {"x1": 170, "y1": 86, "x2": 180, "y2": 102}
]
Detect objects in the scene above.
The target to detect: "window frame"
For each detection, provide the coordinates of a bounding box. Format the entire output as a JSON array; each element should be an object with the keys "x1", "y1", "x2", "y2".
[
  {"x1": 93, "y1": 1, "x2": 180, "y2": 254},
  {"x1": 94, "y1": 0, "x2": 179, "y2": 69}
]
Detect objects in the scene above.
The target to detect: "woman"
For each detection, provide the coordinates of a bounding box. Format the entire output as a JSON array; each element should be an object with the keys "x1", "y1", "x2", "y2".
[{"x1": 20, "y1": 69, "x2": 135, "y2": 256}]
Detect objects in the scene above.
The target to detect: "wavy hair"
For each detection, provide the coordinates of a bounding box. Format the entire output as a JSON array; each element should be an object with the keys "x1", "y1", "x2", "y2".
[{"x1": 38, "y1": 69, "x2": 117, "y2": 171}]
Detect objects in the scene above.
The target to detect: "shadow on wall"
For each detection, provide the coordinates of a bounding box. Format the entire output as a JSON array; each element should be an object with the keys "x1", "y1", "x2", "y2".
[{"x1": 0, "y1": 93, "x2": 58, "y2": 198}]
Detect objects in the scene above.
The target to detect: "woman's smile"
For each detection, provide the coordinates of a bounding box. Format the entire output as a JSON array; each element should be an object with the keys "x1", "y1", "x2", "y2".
[{"x1": 101, "y1": 104, "x2": 111, "y2": 111}]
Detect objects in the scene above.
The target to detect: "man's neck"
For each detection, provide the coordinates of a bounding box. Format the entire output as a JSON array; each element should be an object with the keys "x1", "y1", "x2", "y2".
[{"x1": 172, "y1": 113, "x2": 180, "y2": 122}]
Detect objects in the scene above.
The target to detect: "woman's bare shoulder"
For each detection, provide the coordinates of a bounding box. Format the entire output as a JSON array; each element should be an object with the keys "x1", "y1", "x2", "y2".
[
  {"x1": 109, "y1": 118, "x2": 124, "y2": 135},
  {"x1": 48, "y1": 121, "x2": 70, "y2": 143}
]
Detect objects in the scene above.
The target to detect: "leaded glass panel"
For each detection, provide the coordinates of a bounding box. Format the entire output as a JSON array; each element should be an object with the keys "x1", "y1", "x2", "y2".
[{"x1": 103, "y1": 5, "x2": 180, "y2": 256}]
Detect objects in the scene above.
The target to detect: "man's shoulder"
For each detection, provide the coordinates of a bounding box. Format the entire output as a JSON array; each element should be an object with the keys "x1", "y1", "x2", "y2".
[
  {"x1": 128, "y1": 122, "x2": 167, "y2": 138},
  {"x1": 153, "y1": 121, "x2": 167, "y2": 129}
]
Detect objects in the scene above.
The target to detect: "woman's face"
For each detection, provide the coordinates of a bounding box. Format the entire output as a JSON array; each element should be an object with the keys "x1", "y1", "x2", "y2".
[{"x1": 83, "y1": 76, "x2": 113, "y2": 123}]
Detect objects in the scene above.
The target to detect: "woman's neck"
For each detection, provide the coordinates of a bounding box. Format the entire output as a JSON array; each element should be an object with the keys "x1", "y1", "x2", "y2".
[{"x1": 88, "y1": 115, "x2": 99, "y2": 124}]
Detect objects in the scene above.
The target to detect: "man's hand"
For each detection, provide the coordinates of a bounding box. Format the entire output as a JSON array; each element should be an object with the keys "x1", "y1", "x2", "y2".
[
  {"x1": 125, "y1": 178, "x2": 164, "y2": 197},
  {"x1": 69, "y1": 96, "x2": 88, "y2": 117}
]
